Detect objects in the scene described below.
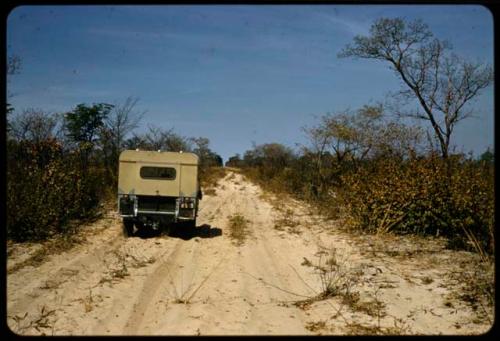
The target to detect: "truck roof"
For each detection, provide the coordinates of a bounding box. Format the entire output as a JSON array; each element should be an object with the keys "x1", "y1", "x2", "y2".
[{"x1": 119, "y1": 150, "x2": 199, "y2": 165}]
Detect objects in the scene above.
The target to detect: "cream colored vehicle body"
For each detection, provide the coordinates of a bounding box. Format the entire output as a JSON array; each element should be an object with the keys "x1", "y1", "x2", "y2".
[{"x1": 118, "y1": 150, "x2": 201, "y2": 236}]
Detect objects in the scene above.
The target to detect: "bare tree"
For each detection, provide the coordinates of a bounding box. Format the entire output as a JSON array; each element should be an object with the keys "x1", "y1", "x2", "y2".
[
  {"x1": 339, "y1": 17, "x2": 493, "y2": 159},
  {"x1": 9, "y1": 108, "x2": 58, "y2": 143},
  {"x1": 125, "y1": 125, "x2": 193, "y2": 152},
  {"x1": 165, "y1": 130, "x2": 193, "y2": 152},
  {"x1": 105, "y1": 96, "x2": 145, "y2": 153},
  {"x1": 303, "y1": 104, "x2": 423, "y2": 193}
]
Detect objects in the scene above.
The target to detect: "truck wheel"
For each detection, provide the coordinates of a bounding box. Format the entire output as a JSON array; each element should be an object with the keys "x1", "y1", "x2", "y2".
[{"x1": 123, "y1": 218, "x2": 134, "y2": 237}]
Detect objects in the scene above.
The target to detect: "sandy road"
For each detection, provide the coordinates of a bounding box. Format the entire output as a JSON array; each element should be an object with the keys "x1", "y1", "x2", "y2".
[{"x1": 6, "y1": 170, "x2": 492, "y2": 335}]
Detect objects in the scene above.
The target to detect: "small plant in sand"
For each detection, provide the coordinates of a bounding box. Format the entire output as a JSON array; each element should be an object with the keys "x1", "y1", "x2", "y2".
[
  {"x1": 110, "y1": 252, "x2": 129, "y2": 279},
  {"x1": 341, "y1": 285, "x2": 412, "y2": 335},
  {"x1": 166, "y1": 258, "x2": 225, "y2": 305},
  {"x1": 294, "y1": 246, "x2": 361, "y2": 309},
  {"x1": 8, "y1": 234, "x2": 84, "y2": 275},
  {"x1": 76, "y1": 288, "x2": 98, "y2": 313},
  {"x1": 314, "y1": 247, "x2": 359, "y2": 300},
  {"x1": 345, "y1": 316, "x2": 411, "y2": 335},
  {"x1": 446, "y1": 258, "x2": 494, "y2": 325},
  {"x1": 127, "y1": 252, "x2": 156, "y2": 269},
  {"x1": 9, "y1": 305, "x2": 57, "y2": 335},
  {"x1": 99, "y1": 250, "x2": 130, "y2": 285},
  {"x1": 227, "y1": 213, "x2": 251, "y2": 246},
  {"x1": 305, "y1": 320, "x2": 328, "y2": 333},
  {"x1": 274, "y1": 208, "x2": 300, "y2": 233}
]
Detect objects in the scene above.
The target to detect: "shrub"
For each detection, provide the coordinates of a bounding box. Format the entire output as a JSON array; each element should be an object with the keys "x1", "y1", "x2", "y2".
[
  {"x1": 6, "y1": 139, "x2": 107, "y2": 242},
  {"x1": 339, "y1": 153, "x2": 494, "y2": 256},
  {"x1": 199, "y1": 166, "x2": 226, "y2": 190}
]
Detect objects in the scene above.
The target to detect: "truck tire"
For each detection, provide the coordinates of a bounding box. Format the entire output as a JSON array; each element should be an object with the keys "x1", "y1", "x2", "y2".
[{"x1": 123, "y1": 218, "x2": 134, "y2": 237}]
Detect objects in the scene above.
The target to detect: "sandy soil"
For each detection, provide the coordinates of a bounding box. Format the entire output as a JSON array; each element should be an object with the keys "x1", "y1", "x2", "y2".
[{"x1": 6, "y1": 170, "x2": 493, "y2": 335}]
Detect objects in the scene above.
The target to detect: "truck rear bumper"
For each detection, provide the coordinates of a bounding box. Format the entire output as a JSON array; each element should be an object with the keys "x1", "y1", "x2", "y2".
[{"x1": 118, "y1": 194, "x2": 197, "y2": 222}]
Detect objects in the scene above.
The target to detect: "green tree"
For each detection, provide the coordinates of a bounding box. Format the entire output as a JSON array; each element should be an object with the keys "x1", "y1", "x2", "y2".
[
  {"x1": 192, "y1": 137, "x2": 223, "y2": 167},
  {"x1": 226, "y1": 154, "x2": 243, "y2": 167},
  {"x1": 64, "y1": 103, "x2": 113, "y2": 171},
  {"x1": 65, "y1": 103, "x2": 113, "y2": 145},
  {"x1": 479, "y1": 147, "x2": 494, "y2": 164}
]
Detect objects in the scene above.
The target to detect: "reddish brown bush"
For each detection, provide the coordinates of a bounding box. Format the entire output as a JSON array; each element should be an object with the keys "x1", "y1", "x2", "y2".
[{"x1": 7, "y1": 139, "x2": 107, "y2": 241}]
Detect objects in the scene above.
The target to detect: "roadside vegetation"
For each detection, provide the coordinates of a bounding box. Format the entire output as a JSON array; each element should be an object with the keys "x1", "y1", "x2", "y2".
[
  {"x1": 6, "y1": 95, "x2": 223, "y2": 243},
  {"x1": 224, "y1": 17, "x2": 494, "y2": 324},
  {"x1": 7, "y1": 17, "x2": 493, "y2": 325},
  {"x1": 226, "y1": 17, "x2": 494, "y2": 261},
  {"x1": 199, "y1": 166, "x2": 228, "y2": 196}
]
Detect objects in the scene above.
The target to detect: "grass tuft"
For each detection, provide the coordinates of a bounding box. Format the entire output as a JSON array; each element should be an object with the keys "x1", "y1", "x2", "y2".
[{"x1": 227, "y1": 213, "x2": 251, "y2": 246}]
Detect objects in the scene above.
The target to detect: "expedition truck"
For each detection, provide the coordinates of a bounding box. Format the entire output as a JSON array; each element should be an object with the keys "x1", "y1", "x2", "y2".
[{"x1": 117, "y1": 150, "x2": 202, "y2": 237}]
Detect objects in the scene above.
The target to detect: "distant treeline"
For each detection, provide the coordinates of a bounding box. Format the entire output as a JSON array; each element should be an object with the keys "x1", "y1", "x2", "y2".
[
  {"x1": 226, "y1": 105, "x2": 494, "y2": 259},
  {"x1": 6, "y1": 97, "x2": 222, "y2": 242}
]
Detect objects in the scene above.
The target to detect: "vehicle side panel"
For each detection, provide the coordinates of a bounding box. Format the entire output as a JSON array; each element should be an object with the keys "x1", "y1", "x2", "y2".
[{"x1": 180, "y1": 164, "x2": 198, "y2": 197}]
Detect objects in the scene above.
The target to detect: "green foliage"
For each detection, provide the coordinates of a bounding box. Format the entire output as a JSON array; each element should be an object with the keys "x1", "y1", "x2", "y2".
[
  {"x1": 225, "y1": 153, "x2": 244, "y2": 168},
  {"x1": 192, "y1": 137, "x2": 223, "y2": 168},
  {"x1": 479, "y1": 147, "x2": 494, "y2": 164},
  {"x1": 65, "y1": 103, "x2": 113, "y2": 144}
]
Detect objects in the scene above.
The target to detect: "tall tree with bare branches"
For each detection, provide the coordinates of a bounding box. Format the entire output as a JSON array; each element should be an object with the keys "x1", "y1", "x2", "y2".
[
  {"x1": 100, "y1": 96, "x2": 145, "y2": 181},
  {"x1": 339, "y1": 17, "x2": 493, "y2": 159}
]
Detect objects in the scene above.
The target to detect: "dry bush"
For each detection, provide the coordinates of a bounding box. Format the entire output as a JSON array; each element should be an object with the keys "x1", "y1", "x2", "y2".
[
  {"x1": 295, "y1": 247, "x2": 361, "y2": 309},
  {"x1": 446, "y1": 258, "x2": 494, "y2": 324},
  {"x1": 199, "y1": 166, "x2": 227, "y2": 191},
  {"x1": 340, "y1": 154, "x2": 494, "y2": 257},
  {"x1": 227, "y1": 213, "x2": 251, "y2": 246},
  {"x1": 345, "y1": 318, "x2": 411, "y2": 336},
  {"x1": 99, "y1": 250, "x2": 130, "y2": 285},
  {"x1": 274, "y1": 208, "x2": 300, "y2": 232},
  {"x1": 76, "y1": 288, "x2": 102, "y2": 313},
  {"x1": 305, "y1": 320, "x2": 328, "y2": 333},
  {"x1": 7, "y1": 139, "x2": 108, "y2": 242},
  {"x1": 313, "y1": 247, "x2": 359, "y2": 300},
  {"x1": 9, "y1": 305, "x2": 57, "y2": 335}
]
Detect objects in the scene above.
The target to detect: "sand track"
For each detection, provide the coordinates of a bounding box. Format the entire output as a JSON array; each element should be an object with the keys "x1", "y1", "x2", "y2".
[{"x1": 7, "y1": 170, "x2": 492, "y2": 335}]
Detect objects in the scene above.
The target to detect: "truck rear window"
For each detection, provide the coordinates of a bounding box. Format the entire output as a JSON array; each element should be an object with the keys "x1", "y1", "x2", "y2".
[{"x1": 140, "y1": 166, "x2": 176, "y2": 180}]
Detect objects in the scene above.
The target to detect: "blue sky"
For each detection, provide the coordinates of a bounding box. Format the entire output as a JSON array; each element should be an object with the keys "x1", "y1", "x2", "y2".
[{"x1": 6, "y1": 5, "x2": 494, "y2": 162}]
